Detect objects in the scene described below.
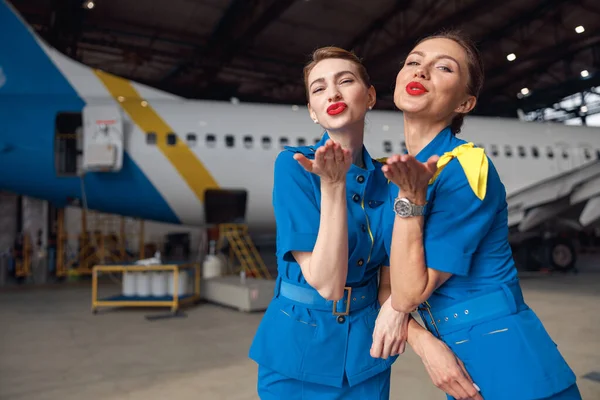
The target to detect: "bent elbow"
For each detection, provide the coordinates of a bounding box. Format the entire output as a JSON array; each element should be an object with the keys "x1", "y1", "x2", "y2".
[
  {"x1": 318, "y1": 286, "x2": 345, "y2": 302},
  {"x1": 391, "y1": 296, "x2": 420, "y2": 314},
  {"x1": 304, "y1": 275, "x2": 345, "y2": 301}
]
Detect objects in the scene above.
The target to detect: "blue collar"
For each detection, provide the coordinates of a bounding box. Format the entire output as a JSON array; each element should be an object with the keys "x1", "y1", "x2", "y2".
[
  {"x1": 414, "y1": 126, "x2": 454, "y2": 163},
  {"x1": 313, "y1": 131, "x2": 375, "y2": 171}
]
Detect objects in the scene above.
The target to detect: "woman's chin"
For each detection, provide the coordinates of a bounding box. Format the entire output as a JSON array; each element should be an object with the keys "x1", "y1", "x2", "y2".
[
  {"x1": 394, "y1": 96, "x2": 429, "y2": 115},
  {"x1": 395, "y1": 104, "x2": 428, "y2": 116},
  {"x1": 322, "y1": 115, "x2": 362, "y2": 132}
]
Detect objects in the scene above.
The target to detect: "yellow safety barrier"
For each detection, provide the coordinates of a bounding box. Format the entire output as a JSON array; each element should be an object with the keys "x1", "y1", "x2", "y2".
[
  {"x1": 91, "y1": 263, "x2": 201, "y2": 313},
  {"x1": 56, "y1": 208, "x2": 145, "y2": 277},
  {"x1": 14, "y1": 233, "x2": 31, "y2": 278},
  {"x1": 217, "y1": 223, "x2": 272, "y2": 279}
]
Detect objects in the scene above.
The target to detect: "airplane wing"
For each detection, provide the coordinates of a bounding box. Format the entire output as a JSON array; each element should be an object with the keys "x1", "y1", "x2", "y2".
[{"x1": 506, "y1": 160, "x2": 600, "y2": 231}]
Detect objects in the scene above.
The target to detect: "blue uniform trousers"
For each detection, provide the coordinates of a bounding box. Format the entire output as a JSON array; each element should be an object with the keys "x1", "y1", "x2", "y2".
[
  {"x1": 258, "y1": 364, "x2": 390, "y2": 400},
  {"x1": 419, "y1": 280, "x2": 579, "y2": 400},
  {"x1": 446, "y1": 383, "x2": 581, "y2": 400}
]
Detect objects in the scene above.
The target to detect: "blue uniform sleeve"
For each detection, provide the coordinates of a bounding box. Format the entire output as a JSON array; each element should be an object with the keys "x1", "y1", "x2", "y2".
[
  {"x1": 423, "y1": 159, "x2": 497, "y2": 276},
  {"x1": 382, "y1": 255, "x2": 390, "y2": 267},
  {"x1": 273, "y1": 150, "x2": 320, "y2": 262}
]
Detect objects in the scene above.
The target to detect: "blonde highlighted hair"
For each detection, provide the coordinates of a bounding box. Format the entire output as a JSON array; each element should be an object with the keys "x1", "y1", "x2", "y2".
[{"x1": 302, "y1": 46, "x2": 372, "y2": 100}]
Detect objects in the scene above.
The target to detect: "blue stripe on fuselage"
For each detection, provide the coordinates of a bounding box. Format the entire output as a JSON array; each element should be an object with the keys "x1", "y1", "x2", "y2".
[{"x1": 0, "y1": 1, "x2": 180, "y2": 224}]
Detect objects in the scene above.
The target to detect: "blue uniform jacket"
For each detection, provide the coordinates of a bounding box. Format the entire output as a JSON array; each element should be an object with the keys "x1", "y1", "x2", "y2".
[
  {"x1": 385, "y1": 126, "x2": 577, "y2": 399},
  {"x1": 249, "y1": 132, "x2": 396, "y2": 388}
]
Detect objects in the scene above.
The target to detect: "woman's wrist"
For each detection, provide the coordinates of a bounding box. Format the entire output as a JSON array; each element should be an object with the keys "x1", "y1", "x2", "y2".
[
  {"x1": 321, "y1": 179, "x2": 346, "y2": 189},
  {"x1": 398, "y1": 189, "x2": 427, "y2": 205},
  {"x1": 407, "y1": 318, "x2": 434, "y2": 357}
]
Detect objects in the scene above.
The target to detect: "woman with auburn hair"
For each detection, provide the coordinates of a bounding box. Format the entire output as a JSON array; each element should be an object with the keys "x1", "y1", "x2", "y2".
[
  {"x1": 248, "y1": 46, "x2": 405, "y2": 399},
  {"x1": 383, "y1": 31, "x2": 581, "y2": 400}
]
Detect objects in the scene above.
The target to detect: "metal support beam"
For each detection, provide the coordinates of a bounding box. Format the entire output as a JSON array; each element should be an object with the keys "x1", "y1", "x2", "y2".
[
  {"x1": 476, "y1": 0, "x2": 573, "y2": 47},
  {"x1": 476, "y1": 73, "x2": 600, "y2": 117},
  {"x1": 48, "y1": 0, "x2": 88, "y2": 59},
  {"x1": 482, "y1": 34, "x2": 600, "y2": 96},
  {"x1": 161, "y1": 0, "x2": 295, "y2": 86},
  {"x1": 346, "y1": 0, "x2": 411, "y2": 57}
]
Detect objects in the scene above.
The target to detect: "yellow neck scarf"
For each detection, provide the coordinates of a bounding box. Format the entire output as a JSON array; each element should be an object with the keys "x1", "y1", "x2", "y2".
[
  {"x1": 429, "y1": 142, "x2": 488, "y2": 200},
  {"x1": 376, "y1": 142, "x2": 488, "y2": 200}
]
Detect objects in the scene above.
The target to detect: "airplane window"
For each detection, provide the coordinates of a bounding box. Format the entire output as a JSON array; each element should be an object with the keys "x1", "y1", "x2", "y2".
[
  {"x1": 206, "y1": 133, "x2": 216, "y2": 148},
  {"x1": 261, "y1": 136, "x2": 271, "y2": 149},
  {"x1": 401, "y1": 141, "x2": 407, "y2": 154},
  {"x1": 383, "y1": 141, "x2": 392, "y2": 153},
  {"x1": 297, "y1": 138, "x2": 306, "y2": 146},
  {"x1": 225, "y1": 135, "x2": 235, "y2": 148},
  {"x1": 243, "y1": 135, "x2": 253, "y2": 149},
  {"x1": 562, "y1": 150, "x2": 568, "y2": 159},
  {"x1": 490, "y1": 144, "x2": 498, "y2": 157},
  {"x1": 518, "y1": 146, "x2": 526, "y2": 157},
  {"x1": 476, "y1": 143, "x2": 484, "y2": 150},
  {"x1": 531, "y1": 146, "x2": 539, "y2": 158},
  {"x1": 583, "y1": 148, "x2": 591, "y2": 160},
  {"x1": 546, "y1": 147, "x2": 554, "y2": 159},
  {"x1": 597, "y1": 149, "x2": 600, "y2": 160},
  {"x1": 279, "y1": 137, "x2": 289, "y2": 148},
  {"x1": 186, "y1": 133, "x2": 197, "y2": 147},
  {"x1": 504, "y1": 145, "x2": 512, "y2": 157},
  {"x1": 146, "y1": 132, "x2": 157, "y2": 145},
  {"x1": 314, "y1": 138, "x2": 320, "y2": 144},
  {"x1": 166, "y1": 133, "x2": 177, "y2": 146}
]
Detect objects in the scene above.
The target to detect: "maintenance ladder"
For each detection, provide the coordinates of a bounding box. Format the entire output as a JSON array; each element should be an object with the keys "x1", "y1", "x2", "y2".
[{"x1": 218, "y1": 223, "x2": 272, "y2": 280}]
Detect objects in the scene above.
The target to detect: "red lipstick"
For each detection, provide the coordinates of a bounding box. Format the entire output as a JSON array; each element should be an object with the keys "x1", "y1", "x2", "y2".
[
  {"x1": 406, "y1": 81, "x2": 428, "y2": 96},
  {"x1": 327, "y1": 102, "x2": 347, "y2": 115}
]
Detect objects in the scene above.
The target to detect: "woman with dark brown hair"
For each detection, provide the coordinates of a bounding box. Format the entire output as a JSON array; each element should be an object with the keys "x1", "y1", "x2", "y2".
[{"x1": 383, "y1": 31, "x2": 581, "y2": 399}]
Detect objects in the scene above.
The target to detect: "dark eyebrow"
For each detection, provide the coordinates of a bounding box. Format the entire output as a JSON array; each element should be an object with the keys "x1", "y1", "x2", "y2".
[
  {"x1": 309, "y1": 70, "x2": 357, "y2": 89},
  {"x1": 407, "y1": 51, "x2": 461, "y2": 70}
]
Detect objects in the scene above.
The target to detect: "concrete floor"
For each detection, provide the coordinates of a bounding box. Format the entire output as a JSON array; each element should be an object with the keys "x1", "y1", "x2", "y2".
[{"x1": 1, "y1": 256, "x2": 599, "y2": 400}]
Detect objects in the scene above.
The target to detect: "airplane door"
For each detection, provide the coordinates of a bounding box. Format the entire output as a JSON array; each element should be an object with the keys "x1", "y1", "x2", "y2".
[{"x1": 82, "y1": 104, "x2": 124, "y2": 172}]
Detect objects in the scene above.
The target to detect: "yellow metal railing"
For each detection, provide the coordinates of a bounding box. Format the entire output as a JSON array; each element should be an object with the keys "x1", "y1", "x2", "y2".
[
  {"x1": 55, "y1": 208, "x2": 145, "y2": 277},
  {"x1": 217, "y1": 223, "x2": 272, "y2": 279},
  {"x1": 14, "y1": 233, "x2": 31, "y2": 278}
]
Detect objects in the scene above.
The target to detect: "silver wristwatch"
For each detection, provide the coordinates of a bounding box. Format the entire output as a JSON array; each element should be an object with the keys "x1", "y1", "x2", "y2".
[{"x1": 393, "y1": 197, "x2": 426, "y2": 218}]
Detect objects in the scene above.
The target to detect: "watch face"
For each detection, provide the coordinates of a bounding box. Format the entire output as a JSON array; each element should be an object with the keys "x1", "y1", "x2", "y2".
[{"x1": 395, "y1": 199, "x2": 412, "y2": 217}]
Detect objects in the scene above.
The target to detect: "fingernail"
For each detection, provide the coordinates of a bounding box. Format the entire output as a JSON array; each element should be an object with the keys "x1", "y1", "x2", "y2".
[{"x1": 473, "y1": 383, "x2": 480, "y2": 391}]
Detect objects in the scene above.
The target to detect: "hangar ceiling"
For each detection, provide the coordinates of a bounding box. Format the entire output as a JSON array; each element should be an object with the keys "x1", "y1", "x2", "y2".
[{"x1": 12, "y1": 0, "x2": 600, "y2": 120}]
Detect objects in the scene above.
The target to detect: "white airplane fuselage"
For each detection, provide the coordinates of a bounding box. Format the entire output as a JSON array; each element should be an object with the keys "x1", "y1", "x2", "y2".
[{"x1": 1, "y1": 0, "x2": 600, "y2": 237}]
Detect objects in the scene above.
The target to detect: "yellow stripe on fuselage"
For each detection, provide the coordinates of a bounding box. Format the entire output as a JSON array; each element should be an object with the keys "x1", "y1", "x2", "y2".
[{"x1": 93, "y1": 69, "x2": 219, "y2": 203}]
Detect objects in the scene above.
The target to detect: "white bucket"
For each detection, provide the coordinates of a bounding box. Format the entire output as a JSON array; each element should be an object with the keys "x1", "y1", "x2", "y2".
[
  {"x1": 122, "y1": 272, "x2": 136, "y2": 297},
  {"x1": 167, "y1": 270, "x2": 189, "y2": 297},
  {"x1": 203, "y1": 255, "x2": 225, "y2": 279},
  {"x1": 151, "y1": 272, "x2": 168, "y2": 297},
  {"x1": 135, "y1": 271, "x2": 151, "y2": 297}
]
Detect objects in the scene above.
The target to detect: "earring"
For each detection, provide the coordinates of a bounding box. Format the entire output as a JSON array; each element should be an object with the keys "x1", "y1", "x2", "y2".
[
  {"x1": 368, "y1": 106, "x2": 373, "y2": 110},
  {"x1": 313, "y1": 119, "x2": 319, "y2": 124}
]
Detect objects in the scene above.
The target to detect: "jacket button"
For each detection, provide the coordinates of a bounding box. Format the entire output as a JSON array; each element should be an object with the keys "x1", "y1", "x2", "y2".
[
  {"x1": 356, "y1": 175, "x2": 365, "y2": 183},
  {"x1": 357, "y1": 259, "x2": 364, "y2": 266},
  {"x1": 337, "y1": 316, "x2": 346, "y2": 324},
  {"x1": 352, "y1": 194, "x2": 360, "y2": 202}
]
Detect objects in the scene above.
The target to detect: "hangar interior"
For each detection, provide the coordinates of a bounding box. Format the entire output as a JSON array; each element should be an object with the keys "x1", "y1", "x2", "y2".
[
  {"x1": 9, "y1": 0, "x2": 600, "y2": 118},
  {"x1": 1, "y1": 0, "x2": 600, "y2": 399}
]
